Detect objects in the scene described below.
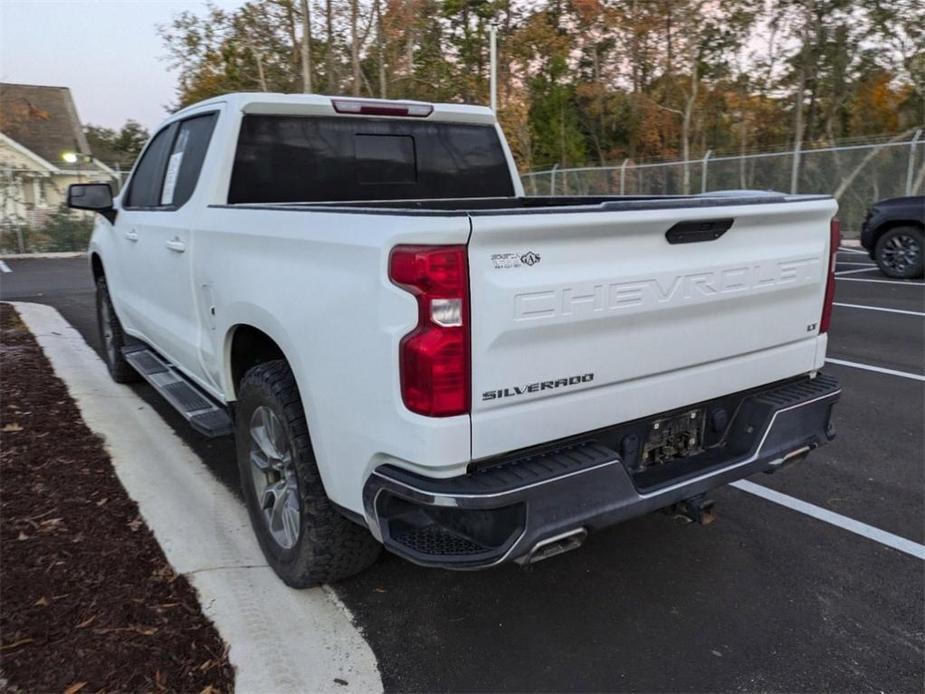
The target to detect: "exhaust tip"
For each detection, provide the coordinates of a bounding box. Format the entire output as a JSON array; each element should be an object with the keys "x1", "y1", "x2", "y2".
[
  {"x1": 765, "y1": 444, "x2": 814, "y2": 473},
  {"x1": 523, "y1": 528, "x2": 587, "y2": 565}
]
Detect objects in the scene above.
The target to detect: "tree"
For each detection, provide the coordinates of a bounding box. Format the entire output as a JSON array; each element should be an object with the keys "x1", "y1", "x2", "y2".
[
  {"x1": 301, "y1": 0, "x2": 313, "y2": 91},
  {"x1": 84, "y1": 120, "x2": 150, "y2": 168},
  {"x1": 157, "y1": 0, "x2": 922, "y2": 174}
]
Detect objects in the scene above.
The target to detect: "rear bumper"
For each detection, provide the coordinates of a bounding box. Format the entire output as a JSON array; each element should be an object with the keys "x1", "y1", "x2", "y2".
[{"x1": 363, "y1": 373, "x2": 840, "y2": 569}]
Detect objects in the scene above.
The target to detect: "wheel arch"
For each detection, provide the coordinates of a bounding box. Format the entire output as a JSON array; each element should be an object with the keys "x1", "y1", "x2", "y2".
[
  {"x1": 226, "y1": 323, "x2": 288, "y2": 400},
  {"x1": 870, "y1": 218, "x2": 924, "y2": 248},
  {"x1": 90, "y1": 252, "x2": 105, "y2": 281},
  {"x1": 223, "y1": 321, "x2": 343, "y2": 510}
]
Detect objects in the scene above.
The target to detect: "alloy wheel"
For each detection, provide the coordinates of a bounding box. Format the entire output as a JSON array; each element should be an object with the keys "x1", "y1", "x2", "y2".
[
  {"x1": 248, "y1": 405, "x2": 301, "y2": 549},
  {"x1": 98, "y1": 295, "x2": 117, "y2": 366},
  {"x1": 880, "y1": 233, "x2": 921, "y2": 275}
]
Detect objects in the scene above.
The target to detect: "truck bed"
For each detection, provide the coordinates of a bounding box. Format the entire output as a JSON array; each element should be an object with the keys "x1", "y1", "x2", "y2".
[
  {"x1": 216, "y1": 192, "x2": 830, "y2": 216},
  {"x1": 212, "y1": 191, "x2": 837, "y2": 461}
]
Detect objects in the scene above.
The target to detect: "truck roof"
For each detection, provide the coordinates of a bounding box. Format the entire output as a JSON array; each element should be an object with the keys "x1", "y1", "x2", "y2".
[{"x1": 170, "y1": 92, "x2": 498, "y2": 126}]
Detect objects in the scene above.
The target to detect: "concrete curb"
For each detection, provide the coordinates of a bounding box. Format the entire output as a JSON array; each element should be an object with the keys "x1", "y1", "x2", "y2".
[
  {"x1": 9, "y1": 301, "x2": 382, "y2": 694},
  {"x1": 0, "y1": 251, "x2": 86, "y2": 259}
]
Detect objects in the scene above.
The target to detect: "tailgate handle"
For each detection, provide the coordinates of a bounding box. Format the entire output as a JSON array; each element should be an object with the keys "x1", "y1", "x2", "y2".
[{"x1": 665, "y1": 218, "x2": 733, "y2": 244}]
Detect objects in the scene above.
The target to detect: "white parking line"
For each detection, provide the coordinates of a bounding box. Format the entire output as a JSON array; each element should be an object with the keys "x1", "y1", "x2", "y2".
[
  {"x1": 731, "y1": 480, "x2": 925, "y2": 560},
  {"x1": 836, "y1": 261, "x2": 877, "y2": 267},
  {"x1": 825, "y1": 357, "x2": 925, "y2": 382},
  {"x1": 833, "y1": 302, "x2": 925, "y2": 317},
  {"x1": 837, "y1": 276, "x2": 925, "y2": 286},
  {"x1": 835, "y1": 267, "x2": 881, "y2": 276},
  {"x1": 0, "y1": 261, "x2": 11, "y2": 273},
  {"x1": 838, "y1": 247, "x2": 868, "y2": 255}
]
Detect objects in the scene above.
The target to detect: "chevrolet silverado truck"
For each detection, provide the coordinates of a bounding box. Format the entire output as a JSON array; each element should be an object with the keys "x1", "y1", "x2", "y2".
[{"x1": 68, "y1": 93, "x2": 841, "y2": 587}]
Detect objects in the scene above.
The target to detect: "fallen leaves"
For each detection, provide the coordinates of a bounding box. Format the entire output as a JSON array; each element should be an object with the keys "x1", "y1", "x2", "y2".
[
  {"x1": 92, "y1": 625, "x2": 159, "y2": 636},
  {"x1": 0, "y1": 304, "x2": 234, "y2": 693},
  {"x1": 0, "y1": 638, "x2": 34, "y2": 651}
]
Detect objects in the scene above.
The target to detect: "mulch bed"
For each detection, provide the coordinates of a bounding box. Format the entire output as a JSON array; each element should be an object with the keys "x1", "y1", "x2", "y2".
[{"x1": 0, "y1": 303, "x2": 235, "y2": 693}]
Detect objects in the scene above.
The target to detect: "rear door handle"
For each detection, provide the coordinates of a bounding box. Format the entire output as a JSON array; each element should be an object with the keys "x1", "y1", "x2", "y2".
[
  {"x1": 125, "y1": 229, "x2": 139, "y2": 242},
  {"x1": 165, "y1": 237, "x2": 186, "y2": 253}
]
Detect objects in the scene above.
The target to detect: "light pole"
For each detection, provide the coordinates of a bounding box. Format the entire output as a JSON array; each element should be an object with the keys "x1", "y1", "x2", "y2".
[{"x1": 489, "y1": 21, "x2": 498, "y2": 113}]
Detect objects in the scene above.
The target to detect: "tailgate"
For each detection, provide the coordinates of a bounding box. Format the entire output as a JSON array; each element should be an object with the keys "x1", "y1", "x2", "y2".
[{"x1": 467, "y1": 197, "x2": 838, "y2": 459}]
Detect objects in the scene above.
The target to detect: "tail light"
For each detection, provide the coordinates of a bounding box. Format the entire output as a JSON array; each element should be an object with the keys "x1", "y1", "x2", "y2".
[
  {"x1": 389, "y1": 245, "x2": 469, "y2": 417},
  {"x1": 820, "y1": 217, "x2": 840, "y2": 334}
]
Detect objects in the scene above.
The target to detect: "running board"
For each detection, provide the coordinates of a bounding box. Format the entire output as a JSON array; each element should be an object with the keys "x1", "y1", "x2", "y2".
[{"x1": 122, "y1": 346, "x2": 233, "y2": 437}]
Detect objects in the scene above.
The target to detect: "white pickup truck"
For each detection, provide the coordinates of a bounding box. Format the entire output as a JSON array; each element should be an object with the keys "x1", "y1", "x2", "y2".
[{"x1": 69, "y1": 93, "x2": 841, "y2": 587}]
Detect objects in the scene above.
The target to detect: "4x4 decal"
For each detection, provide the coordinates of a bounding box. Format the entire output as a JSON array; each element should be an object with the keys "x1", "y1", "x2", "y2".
[{"x1": 491, "y1": 251, "x2": 541, "y2": 269}]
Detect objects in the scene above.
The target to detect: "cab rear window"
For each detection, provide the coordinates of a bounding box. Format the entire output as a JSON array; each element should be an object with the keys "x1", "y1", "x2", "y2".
[{"x1": 228, "y1": 115, "x2": 514, "y2": 204}]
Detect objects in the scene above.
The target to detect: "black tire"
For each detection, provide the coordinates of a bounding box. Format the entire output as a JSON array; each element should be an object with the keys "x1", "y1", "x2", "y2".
[
  {"x1": 235, "y1": 359, "x2": 380, "y2": 587},
  {"x1": 95, "y1": 276, "x2": 140, "y2": 383},
  {"x1": 874, "y1": 226, "x2": 923, "y2": 279}
]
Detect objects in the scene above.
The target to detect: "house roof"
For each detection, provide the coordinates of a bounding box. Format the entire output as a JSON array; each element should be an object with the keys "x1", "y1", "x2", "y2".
[{"x1": 0, "y1": 82, "x2": 92, "y2": 165}]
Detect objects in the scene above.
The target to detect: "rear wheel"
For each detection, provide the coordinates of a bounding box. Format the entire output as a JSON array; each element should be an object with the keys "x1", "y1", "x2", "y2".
[
  {"x1": 235, "y1": 359, "x2": 380, "y2": 587},
  {"x1": 95, "y1": 276, "x2": 140, "y2": 383},
  {"x1": 874, "y1": 226, "x2": 923, "y2": 279}
]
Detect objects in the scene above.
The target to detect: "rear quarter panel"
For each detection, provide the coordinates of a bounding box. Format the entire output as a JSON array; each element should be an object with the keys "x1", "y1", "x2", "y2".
[{"x1": 195, "y1": 206, "x2": 472, "y2": 513}]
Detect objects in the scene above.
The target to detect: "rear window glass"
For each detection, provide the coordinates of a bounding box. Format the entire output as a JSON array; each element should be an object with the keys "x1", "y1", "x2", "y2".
[
  {"x1": 228, "y1": 115, "x2": 515, "y2": 204},
  {"x1": 354, "y1": 134, "x2": 416, "y2": 184}
]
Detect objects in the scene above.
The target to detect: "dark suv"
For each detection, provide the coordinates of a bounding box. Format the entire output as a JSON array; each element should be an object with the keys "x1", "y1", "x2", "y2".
[{"x1": 860, "y1": 196, "x2": 924, "y2": 279}]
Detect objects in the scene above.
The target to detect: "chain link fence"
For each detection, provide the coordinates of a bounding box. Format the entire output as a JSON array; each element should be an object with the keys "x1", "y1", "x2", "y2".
[
  {"x1": 521, "y1": 131, "x2": 925, "y2": 236},
  {"x1": 4, "y1": 133, "x2": 922, "y2": 253}
]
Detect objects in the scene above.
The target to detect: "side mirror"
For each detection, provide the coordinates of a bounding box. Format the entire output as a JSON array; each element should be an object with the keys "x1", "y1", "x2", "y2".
[{"x1": 67, "y1": 183, "x2": 116, "y2": 223}]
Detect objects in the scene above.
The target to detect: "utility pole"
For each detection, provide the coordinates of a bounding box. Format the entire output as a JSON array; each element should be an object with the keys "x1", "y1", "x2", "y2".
[
  {"x1": 300, "y1": 0, "x2": 312, "y2": 93},
  {"x1": 489, "y1": 21, "x2": 498, "y2": 112}
]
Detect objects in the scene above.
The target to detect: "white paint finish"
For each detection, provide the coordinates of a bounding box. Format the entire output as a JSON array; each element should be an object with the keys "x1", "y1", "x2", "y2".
[
  {"x1": 88, "y1": 92, "x2": 839, "y2": 509},
  {"x1": 467, "y1": 197, "x2": 836, "y2": 458},
  {"x1": 10, "y1": 301, "x2": 382, "y2": 694},
  {"x1": 0, "y1": 260, "x2": 11, "y2": 273},
  {"x1": 837, "y1": 276, "x2": 925, "y2": 286},
  {"x1": 190, "y1": 205, "x2": 474, "y2": 502},
  {"x1": 90, "y1": 97, "x2": 482, "y2": 511},
  {"x1": 731, "y1": 480, "x2": 925, "y2": 560},
  {"x1": 834, "y1": 267, "x2": 881, "y2": 276},
  {"x1": 825, "y1": 357, "x2": 925, "y2": 382},
  {"x1": 833, "y1": 302, "x2": 925, "y2": 317}
]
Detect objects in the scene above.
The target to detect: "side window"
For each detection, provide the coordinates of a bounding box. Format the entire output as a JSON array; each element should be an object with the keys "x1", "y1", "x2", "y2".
[
  {"x1": 160, "y1": 114, "x2": 217, "y2": 208},
  {"x1": 124, "y1": 125, "x2": 174, "y2": 208}
]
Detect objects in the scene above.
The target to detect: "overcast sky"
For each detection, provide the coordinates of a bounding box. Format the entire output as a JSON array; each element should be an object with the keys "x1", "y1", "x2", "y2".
[{"x1": 1, "y1": 0, "x2": 243, "y2": 131}]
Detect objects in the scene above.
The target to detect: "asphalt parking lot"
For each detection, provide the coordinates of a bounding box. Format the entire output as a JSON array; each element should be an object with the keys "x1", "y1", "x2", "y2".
[{"x1": 1, "y1": 249, "x2": 922, "y2": 692}]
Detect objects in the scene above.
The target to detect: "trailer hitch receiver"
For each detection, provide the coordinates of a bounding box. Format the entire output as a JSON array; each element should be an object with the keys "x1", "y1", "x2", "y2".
[{"x1": 670, "y1": 494, "x2": 716, "y2": 526}]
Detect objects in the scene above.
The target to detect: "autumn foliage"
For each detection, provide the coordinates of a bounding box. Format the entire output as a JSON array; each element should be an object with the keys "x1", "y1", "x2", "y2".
[{"x1": 159, "y1": 0, "x2": 925, "y2": 172}]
